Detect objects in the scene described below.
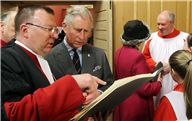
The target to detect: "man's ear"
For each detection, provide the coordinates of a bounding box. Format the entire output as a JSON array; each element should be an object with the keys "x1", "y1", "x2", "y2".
[
  {"x1": 20, "y1": 24, "x2": 29, "y2": 39},
  {"x1": 62, "y1": 22, "x2": 68, "y2": 33}
]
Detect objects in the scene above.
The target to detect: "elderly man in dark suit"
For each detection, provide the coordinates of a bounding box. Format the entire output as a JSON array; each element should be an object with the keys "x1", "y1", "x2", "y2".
[{"x1": 45, "y1": 5, "x2": 113, "y2": 105}]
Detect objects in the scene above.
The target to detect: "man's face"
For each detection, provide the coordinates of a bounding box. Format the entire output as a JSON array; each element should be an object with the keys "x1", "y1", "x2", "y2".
[
  {"x1": 26, "y1": 9, "x2": 58, "y2": 56},
  {"x1": 157, "y1": 14, "x2": 174, "y2": 36},
  {"x1": 64, "y1": 15, "x2": 92, "y2": 49}
]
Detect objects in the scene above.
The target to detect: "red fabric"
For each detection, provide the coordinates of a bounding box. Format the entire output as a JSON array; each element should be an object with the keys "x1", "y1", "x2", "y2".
[
  {"x1": 114, "y1": 46, "x2": 161, "y2": 121},
  {"x1": 142, "y1": 39, "x2": 156, "y2": 72},
  {"x1": 4, "y1": 75, "x2": 85, "y2": 121},
  {"x1": 18, "y1": 45, "x2": 49, "y2": 81},
  {"x1": 158, "y1": 29, "x2": 180, "y2": 38},
  {"x1": 153, "y1": 84, "x2": 183, "y2": 121},
  {"x1": 0, "y1": 39, "x2": 7, "y2": 48}
]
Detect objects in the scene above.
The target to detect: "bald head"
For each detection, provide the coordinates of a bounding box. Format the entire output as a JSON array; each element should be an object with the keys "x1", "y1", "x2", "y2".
[
  {"x1": 158, "y1": 10, "x2": 175, "y2": 23},
  {"x1": 157, "y1": 10, "x2": 175, "y2": 36}
]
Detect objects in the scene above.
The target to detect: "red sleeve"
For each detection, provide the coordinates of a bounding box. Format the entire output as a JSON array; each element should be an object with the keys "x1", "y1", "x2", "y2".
[
  {"x1": 138, "y1": 81, "x2": 161, "y2": 97},
  {"x1": 153, "y1": 96, "x2": 177, "y2": 121},
  {"x1": 132, "y1": 53, "x2": 161, "y2": 97},
  {"x1": 4, "y1": 75, "x2": 85, "y2": 121},
  {"x1": 142, "y1": 39, "x2": 156, "y2": 72}
]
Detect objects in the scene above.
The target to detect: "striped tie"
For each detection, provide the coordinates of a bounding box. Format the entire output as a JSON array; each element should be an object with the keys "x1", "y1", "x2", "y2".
[{"x1": 72, "y1": 49, "x2": 81, "y2": 74}]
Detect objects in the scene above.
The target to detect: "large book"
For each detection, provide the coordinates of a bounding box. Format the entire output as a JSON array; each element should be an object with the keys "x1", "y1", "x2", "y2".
[{"x1": 71, "y1": 67, "x2": 163, "y2": 121}]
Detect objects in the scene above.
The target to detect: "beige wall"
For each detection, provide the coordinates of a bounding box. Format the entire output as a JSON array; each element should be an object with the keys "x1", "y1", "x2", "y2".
[{"x1": 113, "y1": 0, "x2": 192, "y2": 51}]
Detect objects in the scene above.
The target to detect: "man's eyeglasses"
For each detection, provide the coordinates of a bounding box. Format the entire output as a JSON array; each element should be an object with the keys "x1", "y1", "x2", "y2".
[{"x1": 26, "y1": 23, "x2": 59, "y2": 35}]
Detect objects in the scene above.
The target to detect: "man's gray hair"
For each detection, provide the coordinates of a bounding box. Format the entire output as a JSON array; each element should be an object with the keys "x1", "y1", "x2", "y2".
[
  {"x1": 64, "y1": 5, "x2": 93, "y2": 28},
  {"x1": 167, "y1": 11, "x2": 175, "y2": 22},
  {"x1": 1, "y1": 11, "x2": 17, "y2": 23}
]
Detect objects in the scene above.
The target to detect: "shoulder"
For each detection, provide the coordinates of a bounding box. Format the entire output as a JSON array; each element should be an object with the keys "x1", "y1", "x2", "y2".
[
  {"x1": 180, "y1": 31, "x2": 189, "y2": 38},
  {"x1": 51, "y1": 42, "x2": 65, "y2": 53},
  {"x1": 1, "y1": 43, "x2": 21, "y2": 59},
  {"x1": 46, "y1": 42, "x2": 66, "y2": 58},
  {"x1": 83, "y1": 44, "x2": 105, "y2": 54}
]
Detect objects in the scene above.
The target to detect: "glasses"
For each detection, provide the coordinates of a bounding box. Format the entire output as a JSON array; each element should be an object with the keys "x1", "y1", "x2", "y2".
[{"x1": 26, "y1": 23, "x2": 59, "y2": 34}]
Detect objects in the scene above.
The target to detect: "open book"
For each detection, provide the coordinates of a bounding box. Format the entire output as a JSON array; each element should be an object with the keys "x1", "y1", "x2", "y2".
[{"x1": 71, "y1": 68, "x2": 163, "y2": 121}]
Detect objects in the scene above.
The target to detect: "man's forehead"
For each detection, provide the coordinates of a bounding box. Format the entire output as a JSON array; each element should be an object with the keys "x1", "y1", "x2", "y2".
[{"x1": 32, "y1": 11, "x2": 56, "y2": 25}]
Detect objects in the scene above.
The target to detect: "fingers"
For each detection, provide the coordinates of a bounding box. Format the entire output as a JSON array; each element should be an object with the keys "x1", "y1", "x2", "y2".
[
  {"x1": 83, "y1": 90, "x2": 101, "y2": 105},
  {"x1": 92, "y1": 76, "x2": 107, "y2": 85},
  {"x1": 72, "y1": 74, "x2": 106, "y2": 98},
  {"x1": 83, "y1": 92, "x2": 88, "y2": 97}
]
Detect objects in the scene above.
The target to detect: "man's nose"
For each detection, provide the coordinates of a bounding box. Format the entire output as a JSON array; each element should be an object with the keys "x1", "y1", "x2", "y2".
[
  {"x1": 158, "y1": 24, "x2": 163, "y2": 30},
  {"x1": 79, "y1": 30, "x2": 85, "y2": 40}
]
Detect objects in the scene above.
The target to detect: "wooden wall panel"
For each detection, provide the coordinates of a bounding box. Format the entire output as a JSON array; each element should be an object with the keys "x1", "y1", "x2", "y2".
[
  {"x1": 113, "y1": 1, "x2": 134, "y2": 52},
  {"x1": 149, "y1": 1, "x2": 161, "y2": 32},
  {"x1": 136, "y1": 1, "x2": 148, "y2": 23},
  {"x1": 190, "y1": 1, "x2": 192, "y2": 33},
  {"x1": 93, "y1": 1, "x2": 113, "y2": 69},
  {"x1": 176, "y1": 1, "x2": 188, "y2": 32}
]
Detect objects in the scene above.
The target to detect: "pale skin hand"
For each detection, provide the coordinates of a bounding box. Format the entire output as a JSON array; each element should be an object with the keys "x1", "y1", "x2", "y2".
[
  {"x1": 83, "y1": 90, "x2": 101, "y2": 105},
  {"x1": 72, "y1": 74, "x2": 106, "y2": 121},
  {"x1": 157, "y1": 73, "x2": 163, "y2": 83},
  {"x1": 162, "y1": 63, "x2": 170, "y2": 75},
  {"x1": 72, "y1": 74, "x2": 106, "y2": 101}
]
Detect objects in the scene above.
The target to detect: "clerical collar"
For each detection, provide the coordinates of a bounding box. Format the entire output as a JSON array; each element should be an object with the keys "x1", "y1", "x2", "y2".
[
  {"x1": 15, "y1": 40, "x2": 40, "y2": 56},
  {"x1": 15, "y1": 40, "x2": 54, "y2": 84}
]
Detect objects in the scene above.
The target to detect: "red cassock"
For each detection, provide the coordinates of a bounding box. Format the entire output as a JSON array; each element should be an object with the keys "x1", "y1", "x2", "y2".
[
  {"x1": 113, "y1": 46, "x2": 161, "y2": 121},
  {"x1": 1, "y1": 41, "x2": 85, "y2": 121},
  {"x1": 153, "y1": 84, "x2": 183, "y2": 121}
]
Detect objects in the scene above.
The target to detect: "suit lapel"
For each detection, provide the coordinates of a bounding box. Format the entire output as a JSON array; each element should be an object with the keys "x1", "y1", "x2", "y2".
[
  {"x1": 81, "y1": 45, "x2": 96, "y2": 74},
  {"x1": 14, "y1": 44, "x2": 50, "y2": 88},
  {"x1": 56, "y1": 43, "x2": 77, "y2": 74}
]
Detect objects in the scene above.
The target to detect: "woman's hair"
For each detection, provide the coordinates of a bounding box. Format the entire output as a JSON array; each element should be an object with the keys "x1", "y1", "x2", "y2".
[{"x1": 169, "y1": 50, "x2": 192, "y2": 119}]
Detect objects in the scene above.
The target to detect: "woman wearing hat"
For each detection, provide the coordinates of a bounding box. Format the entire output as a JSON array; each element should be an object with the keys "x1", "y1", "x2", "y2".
[{"x1": 113, "y1": 20, "x2": 162, "y2": 121}]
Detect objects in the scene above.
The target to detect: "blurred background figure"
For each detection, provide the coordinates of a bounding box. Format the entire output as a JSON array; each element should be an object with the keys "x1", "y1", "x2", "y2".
[
  {"x1": 184, "y1": 34, "x2": 192, "y2": 52},
  {"x1": 114, "y1": 20, "x2": 162, "y2": 121},
  {"x1": 0, "y1": 10, "x2": 17, "y2": 48},
  {"x1": 154, "y1": 50, "x2": 192, "y2": 120}
]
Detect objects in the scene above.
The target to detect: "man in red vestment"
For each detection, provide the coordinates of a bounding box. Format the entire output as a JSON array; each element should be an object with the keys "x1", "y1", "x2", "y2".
[{"x1": 1, "y1": 5, "x2": 106, "y2": 121}]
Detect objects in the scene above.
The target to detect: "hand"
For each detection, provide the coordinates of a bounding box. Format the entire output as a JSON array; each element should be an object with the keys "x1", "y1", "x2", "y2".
[
  {"x1": 83, "y1": 90, "x2": 101, "y2": 105},
  {"x1": 162, "y1": 63, "x2": 170, "y2": 75},
  {"x1": 157, "y1": 73, "x2": 163, "y2": 83},
  {"x1": 87, "y1": 117, "x2": 95, "y2": 121},
  {"x1": 72, "y1": 74, "x2": 106, "y2": 94}
]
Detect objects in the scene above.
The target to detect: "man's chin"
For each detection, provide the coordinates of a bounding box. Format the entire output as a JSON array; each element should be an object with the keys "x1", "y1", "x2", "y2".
[{"x1": 44, "y1": 48, "x2": 52, "y2": 54}]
